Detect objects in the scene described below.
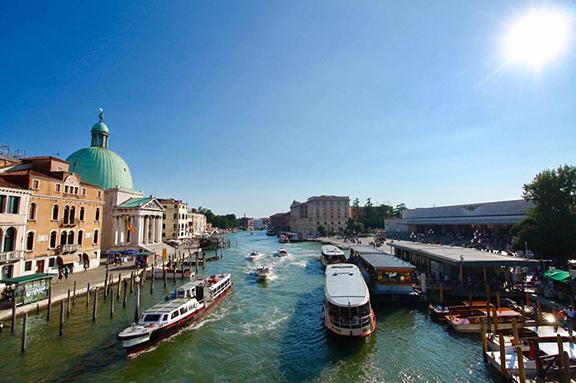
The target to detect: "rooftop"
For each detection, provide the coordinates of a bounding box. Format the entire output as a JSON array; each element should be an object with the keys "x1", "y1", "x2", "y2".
[
  {"x1": 350, "y1": 247, "x2": 416, "y2": 270},
  {"x1": 117, "y1": 196, "x2": 155, "y2": 208},
  {"x1": 388, "y1": 240, "x2": 537, "y2": 267},
  {"x1": 324, "y1": 264, "x2": 369, "y2": 307}
]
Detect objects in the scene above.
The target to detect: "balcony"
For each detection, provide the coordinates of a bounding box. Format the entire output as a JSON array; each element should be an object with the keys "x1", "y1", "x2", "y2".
[
  {"x1": 56, "y1": 244, "x2": 79, "y2": 255},
  {"x1": 0, "y1": 250, "x2": 24, "y2": 263},
  {"x1": 60, "y1": 219, "x2": 78, "y2": 228}
]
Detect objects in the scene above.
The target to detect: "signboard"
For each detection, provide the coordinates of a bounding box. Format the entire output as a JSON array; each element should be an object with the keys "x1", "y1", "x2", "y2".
[{"x1": 16, "y1": 279, "x2": 50, "y2": 305}]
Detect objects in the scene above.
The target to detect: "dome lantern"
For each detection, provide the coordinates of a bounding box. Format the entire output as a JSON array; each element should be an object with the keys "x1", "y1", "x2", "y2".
[{"x1": 91, "y1": 108, "x2": 110, "y2": 148}]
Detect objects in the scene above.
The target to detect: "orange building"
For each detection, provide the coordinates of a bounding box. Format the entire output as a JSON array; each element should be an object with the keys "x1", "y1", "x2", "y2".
[{"x1": 0, "y1": 157, "x2": 104, "y2": 276}]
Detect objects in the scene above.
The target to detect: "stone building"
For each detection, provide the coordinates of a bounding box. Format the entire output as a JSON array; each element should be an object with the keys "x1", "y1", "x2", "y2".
[
  {"x1": 159, "y1": 198, "x2": 190, "y2": 241},
  {"x1": 188, "y1": 211, "x2": 207, "y2": 236},
  {"x1": 238, "y1": 216, "x2": 255, "y2": 230},
  {"x1": 269, "y1": 212, "x2": 290, "y2": 232},
  {"x1": 289, "y1": 195, "x2": 350, "y2": 234},
  {"x1": 0, "y1": 156, "x2": 104, "y2": 276},
  {"x1": 0, "y1": 179, "x2": 31, "y2": 278}
]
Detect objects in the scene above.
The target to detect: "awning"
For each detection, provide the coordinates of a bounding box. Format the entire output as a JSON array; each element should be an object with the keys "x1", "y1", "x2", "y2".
[
  {"x1": 57, "y1": 254, "x2": 79, "y2": 265},
  {"x1": 543, "y1": 269, "x2": 572, "y2": 283},
  {"x1": 0, "y1": 273, "x2": 56, "y2": 285}
]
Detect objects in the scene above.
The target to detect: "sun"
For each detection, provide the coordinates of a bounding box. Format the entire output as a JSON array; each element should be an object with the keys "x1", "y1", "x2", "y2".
[{"x1": 504, "y1": 8, "x2": 573, "y2": 68}]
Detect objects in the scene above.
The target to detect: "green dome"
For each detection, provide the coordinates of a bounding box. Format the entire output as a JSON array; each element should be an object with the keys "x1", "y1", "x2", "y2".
[
  {"x1": 91, "y1": 122, "x2": 109, "y2": 134},
  {"x1": 67, "y1": 146, "x2": 133, "y2": 189}
]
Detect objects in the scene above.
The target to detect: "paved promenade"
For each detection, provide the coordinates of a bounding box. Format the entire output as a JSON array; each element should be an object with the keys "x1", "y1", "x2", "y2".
[
  {"x1": 313, "y1": 236, "x2": 395, "y2": 254},
  {"x1": 0, "y1": 264, "x2": 138, "y2": 321}
]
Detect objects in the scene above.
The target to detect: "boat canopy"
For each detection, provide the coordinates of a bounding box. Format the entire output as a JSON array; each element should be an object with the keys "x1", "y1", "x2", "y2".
[
  {"x1": 321, "y1": 245, "x2": 345, "y2": 257},
  {"x1": 543, "y1": 269, "x2": 572, "y2": 283},
  {"x1": 0, "y1": 273, "x2": 55, "y2": 285},
  {"x1": 324, "y1": 264, "x2": 370, "y2": 307}
]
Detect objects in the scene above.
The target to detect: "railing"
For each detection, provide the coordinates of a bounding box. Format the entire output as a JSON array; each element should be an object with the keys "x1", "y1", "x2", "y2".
[
  {"x1": 0, "y1": 251, "x2": 24, "y2": 263},
  {"x1": 56, "y1": 244, "x2": 78, "y2": 254},
  {"x1": 60, "y1": 219, "x2": 77, "y2": 228},
  {"x1": 330, "y1": 315, "x2": 372, "y2": 329}
]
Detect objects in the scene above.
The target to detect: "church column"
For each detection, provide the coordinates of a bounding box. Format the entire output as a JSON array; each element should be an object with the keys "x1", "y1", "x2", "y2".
[
  {"x1": 142, "y1": 216, "x2": 148, "y2": 244},
  {"x1": 112, "y1": 216, "x2": 118, "y2": 246},
  {"x1": 157, "y1": 217, "x2": 162, "y2": 243},
  {"x1": 151, "y1": 216, "x2": 156, "y2": 244},
  {"x1": 148, "y1": 216, "x2": 153, "y2": 244},
  {"x1": 119, "y1": 216, "x2": 125, "y2": 244},
  {"x1": 135, "y1": 215, "x2": 142, "y2": 245}
]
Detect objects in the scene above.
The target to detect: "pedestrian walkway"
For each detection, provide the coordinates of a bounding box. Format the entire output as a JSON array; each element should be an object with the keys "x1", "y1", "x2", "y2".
[{"x1": 0, "y1": 264, "x2": 137, "y2": 321}]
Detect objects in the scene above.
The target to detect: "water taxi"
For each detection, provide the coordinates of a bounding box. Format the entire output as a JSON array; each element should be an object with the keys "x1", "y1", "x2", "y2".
[
  {"x1": 279, "y1": 235, "x2": 289, "y2": 244},
  {"x1": 323, "y1": 264, "x2": 376, "y2": 337},
  {"x1": 275, "y1": 249, "x2": 288, "y2": 257},
  {"x1": 256, "y1": 266, "x2": 273, "y2": 280},
  {"x1": 117, "y1": 273, "x2": 232, "y2": 355},
  {"x1": 320, "y1": 245, "x2": 346, "y2": 268},
  {"x1": 149, "y1": 261, "x2": 195, "y2": 280},
  {"x1": 247, "y1": 251, "x2": 263, "y2": 260}
]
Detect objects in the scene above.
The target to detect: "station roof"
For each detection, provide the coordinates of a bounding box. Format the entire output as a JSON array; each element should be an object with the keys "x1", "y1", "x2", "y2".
[{"x1": 387, "y1": 240, "x2": 538, "y2": 267}]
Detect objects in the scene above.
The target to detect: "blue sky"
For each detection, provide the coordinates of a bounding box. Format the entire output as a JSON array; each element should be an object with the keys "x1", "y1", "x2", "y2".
[{"x1": 1, "y1": 1, "x2": 575, "y2": 217}]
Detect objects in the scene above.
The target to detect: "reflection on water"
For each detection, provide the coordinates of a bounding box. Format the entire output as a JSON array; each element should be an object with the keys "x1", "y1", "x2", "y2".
[{"x1": 0, "y1": 232, "x2": 496, "y2": 382}]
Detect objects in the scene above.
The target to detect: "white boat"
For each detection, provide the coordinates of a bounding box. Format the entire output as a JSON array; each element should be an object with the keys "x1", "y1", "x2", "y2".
[
  {"x1": 256, "y1": 266, "x2": 273, "y2": 280},
  {"x1": 321, "y1": 245, "x2": 346, "y2": 268},
  {"x1": 275, "y1": 249, "x2": 288, "y2": 257},
  {"x1": 117, "y1": 273, "x2": 233, "y2": 355},
  {"x1": 324, "y1": 264, "x2": 376, "y2": 337},
  {"x1": 247, "y1": 251, "x2": 263, "y2": 260}
]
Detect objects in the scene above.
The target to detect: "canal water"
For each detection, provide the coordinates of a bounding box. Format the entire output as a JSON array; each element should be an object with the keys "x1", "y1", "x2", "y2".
[{"x1": 0, "y1": 231, "x2": 499, "y2": 382}]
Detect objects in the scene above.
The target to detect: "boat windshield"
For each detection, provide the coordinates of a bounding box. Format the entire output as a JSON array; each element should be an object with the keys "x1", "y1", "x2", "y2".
[
  {"x1": 142, "y1": 314, "x2": 162, "y2": 322},
  {"x1": 327, "y1": 301, "x2": 371, "y2": 319}
]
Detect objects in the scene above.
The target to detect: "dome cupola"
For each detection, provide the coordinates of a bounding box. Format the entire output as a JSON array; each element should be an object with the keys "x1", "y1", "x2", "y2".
[{"x1": 66, "y1": 109, "x2": 134, "y2": 190}]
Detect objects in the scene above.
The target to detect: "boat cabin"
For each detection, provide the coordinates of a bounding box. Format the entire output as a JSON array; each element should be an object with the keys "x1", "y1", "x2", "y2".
[{"x1": 350, "y1": 246, "x2": 417, "y2": 299}]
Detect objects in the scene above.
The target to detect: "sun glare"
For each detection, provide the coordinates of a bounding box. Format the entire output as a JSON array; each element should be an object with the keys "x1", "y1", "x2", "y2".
[{"x1": 504, "y1": 8, "x2": 573, "y2": 68}]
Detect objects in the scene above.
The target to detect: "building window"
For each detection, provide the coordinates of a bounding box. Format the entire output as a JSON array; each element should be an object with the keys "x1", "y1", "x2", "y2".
[
  {"x1": 93, "y1": 229, "x2": 99, "y2": 244},
  {"x1": 63, "y1": 206, "x2": 70, "y2": 224},
  {"x1": 81, "y1": 188, "x2": 86, "y2": 196},
  {"x1": 26, "y1": 232, "x2": 35, "y2": 251},
  {"x1": 56, "y1": 184, "x2": 61, "y2": 192},
  {"x1": 32, "y1": 180, "x2": 39, "y2": 189},
  {"x1": 97, "y1": 191, "x2": 101, "y2": 198},
  {"x1": 64, "y1": 185, "x2": 69, "y2": 194},
  {"x1": 78, "y1": 230, "x2": 83, "y2": 245},
  {"x1": 6, "y1": 196, "x2": 20, "y2": 214},
  {"x1": 29, "y1": 203, "x2": 37, "y2": 220},
  {"x1": 49, "y1": 231, "x2": 57, "y2": 249},
  {"x1": 60, "y1": 231, "x2": 67, "y2": 245},
  {"x1": 70, "y1": 206, "x2": 76, "y2": 223},
  {"x1": 48, "y1": 257, "x2": 55, "y2": 267},
  {"x1": 0, "y1": 195, "x2": 5, "y2": 213},
  {"x1": 95, "y1": 208, "x2": 100, "y2": 221},
  {"x1": 24, "y1": 261, "x2": 32, "y2": 272},
  {"x1": 3, "y1": 227, "x2": 15, "y2": 252},
  {"x1": 67, "y1": 231, "x2": 74, "y2": 244},
  {"x1": 52, "y1": 204, "x2": 59, "y2": 220},
  {"x1": 79, "y1": 207, "x2": 85, "y2": 221}
]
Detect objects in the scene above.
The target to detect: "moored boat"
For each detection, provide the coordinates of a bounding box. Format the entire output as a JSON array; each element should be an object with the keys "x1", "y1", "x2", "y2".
[
  {"x1": 320, "y1": 245, "x2": 346, "y2": 268},
  {"x1": 149, "y1": 262, "x2": 195, "y2": 280},
  {"x1": 117, "y1": 273, "x2": 232, "y2": 355},
  {"x1": 323, "y1": 264, "x2": 376, "y2": 337},
  {"x1": 447, "y1": 307, "x2": 523, "y2": 333}
]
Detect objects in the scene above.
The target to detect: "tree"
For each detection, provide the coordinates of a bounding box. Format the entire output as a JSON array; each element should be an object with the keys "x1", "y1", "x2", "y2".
[
  {"x1": 512, "y1": 165, "x2": 576, "y2": 263},
  {"x1": 352, "y1": 198, "x2": 360, "y2": 208},
  {"x1": 317, "y1": 225, "x2": 327, "y2": 236},
  {"x1": 393, "y1": 203, "x2": 407, "y2": 218}
]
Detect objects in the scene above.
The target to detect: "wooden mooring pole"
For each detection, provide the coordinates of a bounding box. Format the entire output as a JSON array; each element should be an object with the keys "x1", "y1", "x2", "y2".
[
  {"x1": 72, "y1": 281, "x2": 76, "y2": 306},
  {"x1": 122, "y1": 279, "x2": 128, "y2": 309},
  {"x1": 92, "y1": 288, "x2": 98, "y2": 322},
  {"x1": 110, "y1": 291, "x2": 115, "y2": 318},
  {"x1": 86, "y1": 282, "x2": 91, "y2": 308},
  {"x1": 46, "y1": 287, "x2": 52, "y2": 321},
  {"x1": 11, "y1": 298, "x2": 16, "y2": 334},
  {"x1": 481, "y1": 321, "x2": 488, "y2": 363},
  {"x1": 515, "y1": 345, "x2": 526, "y2": 383},
  {"x1": 130, "y1": 271, "x2": 134, "y2": 294},
  {"x1": 163, "y1": 265, "x2": 167, "y2": 289},
  {"x1": 498, "y1": 333, "x2": 507, "y2": 379},
  {"x1": 134, "y1": 278, "x2": 141, "y2": 322},
  {"x1": 20, "y1": 313, "x2": 27, "y2": 353},
  {"x1": 117, "y1": 273, "x2": 122, "y2": 300},
  {"x1": 150, "y1": 268, "x2": 155, "y2": 294},
  {"x1": 67, "y1": 289, "x2": 71, "y2": 317},
  {"x1": 59, "y1": 300, "x2": 65, "y2": 336}
]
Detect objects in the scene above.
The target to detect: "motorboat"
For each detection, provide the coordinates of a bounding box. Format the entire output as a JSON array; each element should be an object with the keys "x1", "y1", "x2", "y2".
[
  {"x1": 275, "y1": 249, "x2": 288, "y2": 257},
  {"x1": 118, "y1": 273, "x2": 233, "y2": 356},
  {"x1": 256, "y1": 266, "x2": 273, "y2": 280},
  {"x1": 247, "y1": 251, "x2": 263, "y2": 260}
]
